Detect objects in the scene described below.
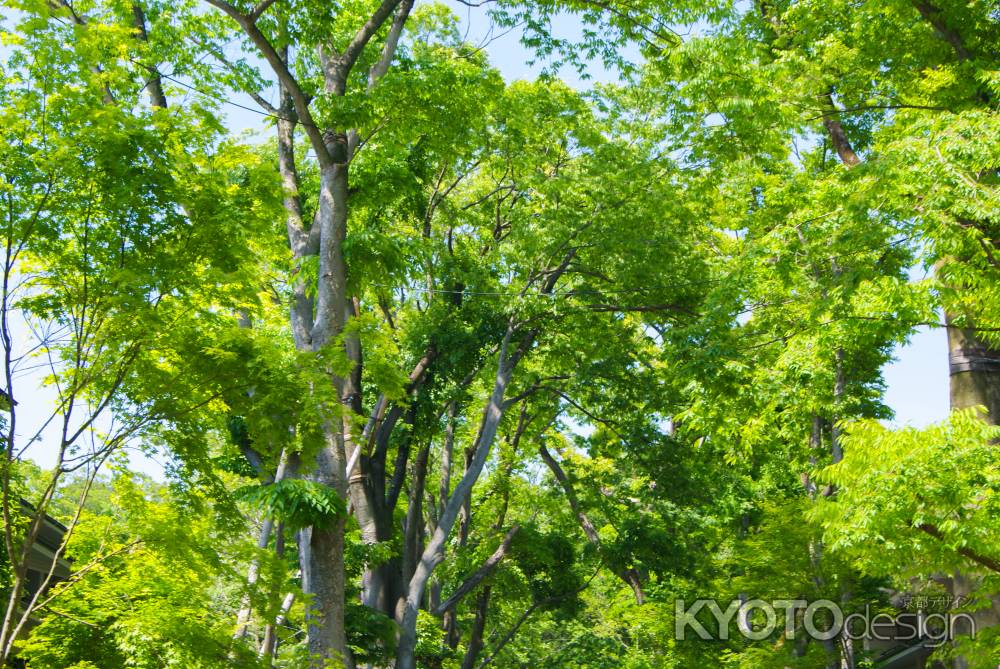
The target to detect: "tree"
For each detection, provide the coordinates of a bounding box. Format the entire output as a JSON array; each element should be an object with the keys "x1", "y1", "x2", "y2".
[
  {"x1": 0, "y1": 6, "x2": 280, "y2": 662},
  {"x1": 17, "y1": 470, "x2": 265, "y2": 669},
  {"x1": 5, "y1": 1, "x2": 998, "y2": 667}
]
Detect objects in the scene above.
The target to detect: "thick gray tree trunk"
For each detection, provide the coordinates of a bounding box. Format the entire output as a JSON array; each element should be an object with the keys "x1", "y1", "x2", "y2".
[{"x1": 947, "y1": 323, "x2": 1000, "y2": 420}]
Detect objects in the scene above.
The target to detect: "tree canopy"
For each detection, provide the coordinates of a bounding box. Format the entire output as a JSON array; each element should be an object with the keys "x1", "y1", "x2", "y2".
[{"x1": 1, "y1": 0, "x2": 999, "y2": 668}]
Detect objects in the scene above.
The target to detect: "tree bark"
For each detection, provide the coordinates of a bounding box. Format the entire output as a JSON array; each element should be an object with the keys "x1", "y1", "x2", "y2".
[
  {"x1": 402, "y1": 441, "x2": 431, "y2": 592},
  {"x1": 353, "y1": 354, "x2": 436, "y2": 617},
  {"x1": 259, "y1": 588, "x2": 295, "y2": 665},
  {"x1": 300, "y1": 436, "x2": 350, "y2": 668},
  {"x1": 258, "y1": 524, "x2": 288, "y2": 665},
  {"x1": 911, "y1": 0, "x2": 972, "y2": 62},
  {"x1": 946, "y1": 322, "x2": 1000, "y2": 420},
  {"x1": 434, "y1": 523, "x2": 519, "y2": 617},
  {"x1": 944, "y1": 317, "x2": 1000, "y2": 669},
  {"x1": 460, "y1": 586, "x2": 491, "y2": 669},
  {"x1": 235, "y1": 450, "x2": 294, "y2": 640},
  {"x1": 395, "y1": 327, "x2": 520, "y2": 669},
  {"x1": 131, "y1": 3, "x2": 167, "y2": 109}
]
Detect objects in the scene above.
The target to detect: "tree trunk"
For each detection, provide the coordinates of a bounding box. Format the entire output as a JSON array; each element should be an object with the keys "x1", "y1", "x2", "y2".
[
  {"x1": 295, "y1": 160, "x2": 352, "y2": 669},
  {"x1": 233, "y1": 516, "x2": 274, "y2": 640},
  {"x1": 131, "y1": 3, "x2": 167, "y2": 109},
  {"x1": 258, "y1": 524, "x2": 288, "y2": 665},
  {"x1": 946, "y1": 317, "x2": 1000, "y2": 669},
  {"x1": 435, "y1": 402, "x2": 459, "y2": 646},
  {"x1": 301, "y1": 515, "x2": 350, "y2": 668},
  {"x1": 212, "y1": 2, "x2": 415, "y2": 664},
  {"x1": 395, "y1": 330, "x2": 517, "y2": 669},
  {"x1": 235, "y1": 450, "x2": 294, "y2": 640},
  {"x1": 402, "y1": 441, "x2": 431, "y2": 592},
  {"x1": 947, "y1": 323, "x2": 1000, "y2": 420},
  {"x1": 259, "y1": 589, "x2": 295, "y2": 665},
  {"x1": 460, "y1": 586, "x2": 491, "y2": 669}
]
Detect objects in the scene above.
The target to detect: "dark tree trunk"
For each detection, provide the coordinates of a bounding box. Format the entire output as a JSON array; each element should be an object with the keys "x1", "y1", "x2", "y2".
[
  {"x1": 460, "y1": 586, "x2": 491, "y2": 669},
  {"x1": 947, "y1": 323, "x2": 1000, "y2": 420},
  {"x1": 945, "y1": 319, "x2": 1000, "y2": 669}
]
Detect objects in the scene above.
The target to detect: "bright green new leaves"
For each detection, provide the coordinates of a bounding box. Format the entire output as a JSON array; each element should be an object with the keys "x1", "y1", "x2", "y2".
[
  {"x1": 5, "y1": 0, "x2": 999, "y2": 667},
  {"x1": 237, "y1": 478, "x2": 346, "y2": 531},
  {"x1": 814, "y1": 410, "x2": 1000, "y2": 581},
  {"x1": 18, "y1": 473, "x2": 262, "y2": 669},
  {"x1": 1, "y1": 0, "x2": 285, "y2": 461},
  {"x1": 812, "y1": 411, "x2": 1000, "y2": 666}
]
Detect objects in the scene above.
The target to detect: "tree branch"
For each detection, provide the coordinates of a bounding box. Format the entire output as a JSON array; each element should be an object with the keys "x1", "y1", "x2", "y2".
[
  {"x1": 911, "y1": 0, "x2": 972, "y2": 61},
  {"x1": 203, "y1": 0, "x2": 332, "y2": 166},
  {"x1": 476, "y1": 565, "x2": 601, "y2": 669},
  {"x1": 434, "y1": 524, "x2": 520, "y2": 616},
  {"x1": 368, "y1": 0, "x2": 414, "y2": 84},
  {"x1": 249, "y1": 0, "x2": 280, "y2": 22},
  {"x1": 916, "y1": 522, "x2": 1000, "y2": 575},
  {"x1": 822, "y1": 92, "x2": 861, "y2": 167},
  {"x1": 336, "y1": 0, "x2": 405, "y2": 80},
  {"x1": 538, "y1": 441, "x2": 644, "y2": 604},
  {"x1": 131, "y1": 3, "x2": 167, "y2": 108}
]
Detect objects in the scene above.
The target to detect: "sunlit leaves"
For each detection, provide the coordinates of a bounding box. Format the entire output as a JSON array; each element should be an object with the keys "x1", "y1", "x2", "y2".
[
  {"x1": 236, "y1": 478, "x2": 347, "y2": 531},
  {"x1": 813, "y1": 409, "x2": 1000, "y2": 579}
]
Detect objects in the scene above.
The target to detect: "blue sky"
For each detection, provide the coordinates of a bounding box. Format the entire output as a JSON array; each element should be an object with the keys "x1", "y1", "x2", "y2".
[{"x1": 883, "y1": 326, "x2": 949, "y2": 426}]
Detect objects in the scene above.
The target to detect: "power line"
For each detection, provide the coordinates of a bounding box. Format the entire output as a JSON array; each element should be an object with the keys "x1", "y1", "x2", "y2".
[
  {"x1": 129, "y1": 58, "x2": 301, "y2": 127},
  {"x1": 128, "y1": 64, "x2": 924, "y2": 306},
  {"x1": 365, "y1": 237, "x2": 916, "y2": 301},
  {"x1": 367, "y1": 272, "x2": 731, "y2": 300},
  {"x1": 162, "y1": 71, "x2": 286, "y2": 122}
]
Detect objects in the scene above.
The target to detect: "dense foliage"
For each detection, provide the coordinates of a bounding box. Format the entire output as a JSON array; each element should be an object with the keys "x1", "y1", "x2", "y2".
[{"x1": 1, "y1": 0, "x2": 998, "y2": 668}]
